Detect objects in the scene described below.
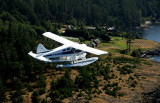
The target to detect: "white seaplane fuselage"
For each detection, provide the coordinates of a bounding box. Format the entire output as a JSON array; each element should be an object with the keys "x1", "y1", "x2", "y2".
[
  {"x1": 38, "y1": 46, "x2": 86, "y2": 63},
  {"x1": 28, "y1": 44, "x2": 98, "y2": 68}
]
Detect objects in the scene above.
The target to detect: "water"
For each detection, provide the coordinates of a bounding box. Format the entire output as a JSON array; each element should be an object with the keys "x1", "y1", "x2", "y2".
[
  {"x1": 144, "y1": 23, "x2": 160, "y2": 62},
  {"x1": 151, "y1": 56, "x2": 160, "y2": 62},
  {"x1": 144, "y1": 24, "x2": 160, "y2": 43}
]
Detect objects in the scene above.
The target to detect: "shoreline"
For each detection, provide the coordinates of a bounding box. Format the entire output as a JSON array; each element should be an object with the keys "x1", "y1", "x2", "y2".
[
  {"x1": 140, "y1": 22, "x2": 160, "y2": 61},
  {"x1": 140, "y1": 20, "x2": 160, "y2": 29},
  {"x1": 139, "y1": 22, "x2": 160, "y2": 102},
  {"x1": 141, "y1": 47, "x2": 160, "y2": 58},
  {"x1": 140, "y1": 21, "x2": 152, "y2": 29}
]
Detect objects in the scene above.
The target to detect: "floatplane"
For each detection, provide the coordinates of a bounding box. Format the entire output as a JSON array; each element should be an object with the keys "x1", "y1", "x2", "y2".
[{"x1": 28, "y1": 32, "x2": 108, "y2": 68}]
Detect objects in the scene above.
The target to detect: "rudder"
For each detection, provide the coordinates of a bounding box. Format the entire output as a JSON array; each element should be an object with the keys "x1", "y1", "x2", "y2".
[{"x1": 36, "y1": 43, "x2": 49, "y2": 54}]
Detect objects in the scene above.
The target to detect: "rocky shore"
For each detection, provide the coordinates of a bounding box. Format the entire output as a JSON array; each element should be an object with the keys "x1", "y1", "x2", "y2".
[
  {"x1": 143, "y1": 86, "x2": 160, "y2": 103},
  {"x1": 140, "y1": 21, "x2": 152, "y2": 29},
  {"x1": 141, "y1": 47, "x2": 160, "y2": 103},
  {"x1": 141, "y1": 47, "x2": 160, "y2": 58}
]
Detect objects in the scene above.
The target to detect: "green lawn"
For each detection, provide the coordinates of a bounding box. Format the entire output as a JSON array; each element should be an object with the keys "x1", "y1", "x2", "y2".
[
  {"x1": 100, "y1": 37, "x2": 127, "y2": 53},
  {"x1": 84, "y1": 36, "x2": 127, "y2": 53},
  {"x1": 110, "y1": 37, "x2": 126, "y2": 49}
]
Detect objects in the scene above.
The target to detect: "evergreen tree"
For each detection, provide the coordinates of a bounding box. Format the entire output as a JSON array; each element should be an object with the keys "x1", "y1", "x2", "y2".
[{"x1": 0, "y1": 77, "x2": 5, "y2": 102}]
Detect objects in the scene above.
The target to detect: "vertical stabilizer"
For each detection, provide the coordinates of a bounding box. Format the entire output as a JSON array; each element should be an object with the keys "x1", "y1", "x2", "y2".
[{"x1": 36, "y1": 43, "x2": 49, "y2": 54}]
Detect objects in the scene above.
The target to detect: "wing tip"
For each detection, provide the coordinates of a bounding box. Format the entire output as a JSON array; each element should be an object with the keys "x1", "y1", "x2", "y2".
[
  {"x1": 42, "y1": 32, "x2": 51, "y2": 36},
  {"x1": 98, "y1": 51, "x2": 108, "y2": 55},
  {"x1": 42, "y1": 32, "x2": 58, "y2": 38}
]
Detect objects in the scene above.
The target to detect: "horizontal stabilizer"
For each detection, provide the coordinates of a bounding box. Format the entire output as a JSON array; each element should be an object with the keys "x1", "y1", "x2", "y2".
[
  {"x1": 28, "y1": 51, "x2": 37, "y2": 58},
  {"x1": 28, "y1": 51, "x2": 51, "y2": 62}
]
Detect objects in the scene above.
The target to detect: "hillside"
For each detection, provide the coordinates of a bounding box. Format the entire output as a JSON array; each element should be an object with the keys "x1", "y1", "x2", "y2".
[{"x1": 3, "y1": 38, "x2": 160, "y2": 103}]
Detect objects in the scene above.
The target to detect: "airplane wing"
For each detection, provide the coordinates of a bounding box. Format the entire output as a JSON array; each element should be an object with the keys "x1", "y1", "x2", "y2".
[
  {"x1": 71, "y1": 44, "x2": 108, "y2": 55},
  {"x1": 43, "y1": 32, "x2": 73, "y2": 44},
  {"x1": 42, "y1": 32, "x2": 108, "y2": 55}
]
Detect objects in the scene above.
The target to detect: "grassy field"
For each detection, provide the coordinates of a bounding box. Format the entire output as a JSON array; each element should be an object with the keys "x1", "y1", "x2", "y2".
[
  {"x1": 85, "y1": 36, "x2": 126, "y2": 53},
  {"x1": 93, "y1": 36, "x2": 160, "y2": 54}
]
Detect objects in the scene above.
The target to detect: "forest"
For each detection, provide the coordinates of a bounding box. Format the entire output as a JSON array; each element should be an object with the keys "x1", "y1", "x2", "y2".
[{"x1": 1, "y1": 0, "x2": 160, "y2": 102}]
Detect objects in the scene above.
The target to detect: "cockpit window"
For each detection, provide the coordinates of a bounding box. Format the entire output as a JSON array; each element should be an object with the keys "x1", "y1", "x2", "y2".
[
  {"x1": 63, "y1": 49, "x2": 66, "y2": 51},
  {"x1": 67, "y1": 48, "x2": 70, "y2": 50},
  {"x1": 71, "y1": 48, "x2": 75, "y2": 52}
]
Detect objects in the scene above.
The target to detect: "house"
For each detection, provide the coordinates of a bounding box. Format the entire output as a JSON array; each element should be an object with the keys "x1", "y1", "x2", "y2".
[
  {"x1": 86, "y1": 26, "x2": 96, "y2": 30},
  {"x1": 66, "y1": 25, "x2": 75, "y2": 30},
  {"x1": 107, "y1": 26, "x2": 115, "y2": 31},
  {"x1": 89, "y1": 39, "x2": 101, "y2": 47}
]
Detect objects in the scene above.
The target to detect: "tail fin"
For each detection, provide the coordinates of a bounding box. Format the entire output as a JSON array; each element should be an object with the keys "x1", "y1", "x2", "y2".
[{"x1": 36, "y1": 43, "x2": 49, "y2": 54}]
